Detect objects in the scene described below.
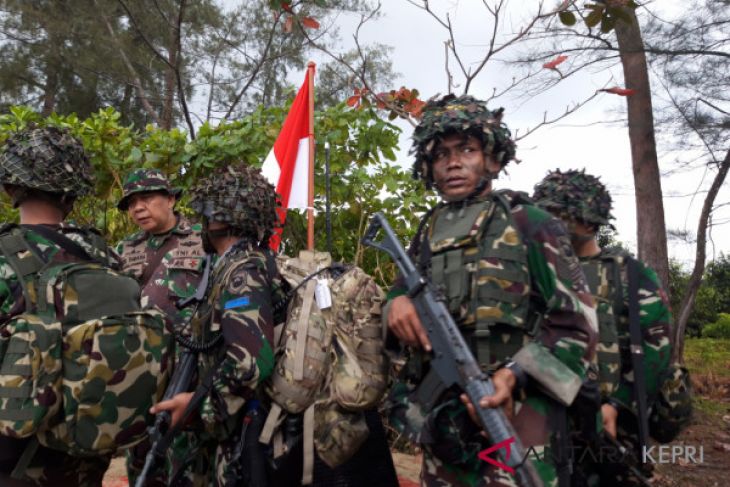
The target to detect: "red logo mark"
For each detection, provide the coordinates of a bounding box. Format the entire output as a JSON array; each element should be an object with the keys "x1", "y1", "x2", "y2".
[{"x1": 477, "y1": 437, "x2": 516, "y2": 475}]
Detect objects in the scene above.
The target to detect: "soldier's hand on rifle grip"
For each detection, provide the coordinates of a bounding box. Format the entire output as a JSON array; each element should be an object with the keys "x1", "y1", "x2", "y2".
[
  {"x1": 460, "y1": 368, "x2": 516, "y2": 430},
  {"x1": 151, "y1": 391, "x2": 194, "y2": 428},
  {"x1": 601, "y1": 402, "x2": 618, "y2": 439},
  {"x1": 388, "y1": 295, "x2": 432, "y2": 351}
]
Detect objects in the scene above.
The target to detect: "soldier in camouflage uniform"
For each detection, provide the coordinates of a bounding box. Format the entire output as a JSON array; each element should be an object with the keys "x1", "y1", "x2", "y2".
[
  {"x1": 533, "y1": 169, "x2": 684, "y2": 485},
  {"x1": 384, "y1": 95, "x2": 598, "y2": 487},
  {"x1": 0, "y1": 127, "x2": 113, "y2": 486},
  {"x1": 149, "y1": 163, "x2": 287, "y2": 486},
  {"x1": 116, "y1": 169, "x2": 205, "y2": 485}
]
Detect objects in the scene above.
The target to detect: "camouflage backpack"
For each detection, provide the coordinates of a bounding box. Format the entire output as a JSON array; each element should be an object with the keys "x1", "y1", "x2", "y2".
[
  {"x1": 581, "y1": 251, "x2": 692, "y2": 442},
  {"x1": 580, "y1": 253, "x2": 624, "y2": 399},
  {"x1": 259, "y1": 250, "x2": 388, "y2": 485},
  {"x1": 0, "y1": 225, "x2": 170, "y2": 462}
]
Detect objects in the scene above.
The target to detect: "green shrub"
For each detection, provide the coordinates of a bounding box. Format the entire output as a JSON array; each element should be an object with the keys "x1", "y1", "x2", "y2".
[{"x1": 702, "y1": 313, "x2": 730, "y2": 338}]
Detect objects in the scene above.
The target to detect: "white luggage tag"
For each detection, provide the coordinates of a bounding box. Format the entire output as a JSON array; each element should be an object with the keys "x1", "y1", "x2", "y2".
[{"x1": 314, "y1": 278, "x2": 332, "y2": 310}]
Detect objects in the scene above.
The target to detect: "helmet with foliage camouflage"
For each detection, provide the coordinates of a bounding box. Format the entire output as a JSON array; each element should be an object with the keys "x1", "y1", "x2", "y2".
[
  {"x1": 532, "y1": 168, "x2": 614, "y2": 228},
  {"x1": 0, "y1": 126, "x2": 93, "y2": 198},
  {"x1": 410, "y1": 94, "x2": 517, "y2": 189},
  {"x1": 189, "y1": 163, "x2": 280, "y2": 244},
  {"x1": 117, "y1": 168, "x2": 183, "y2": 210}
]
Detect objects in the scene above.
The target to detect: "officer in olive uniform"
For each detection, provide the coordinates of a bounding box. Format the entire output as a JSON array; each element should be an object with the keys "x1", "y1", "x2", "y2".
[
  {"x1": 116, "y1": 169, "x2": 205, "y2": 486},
  {"x1": 384, "y1": 95, "x2": 598, "y2": 487},
  {"x1": 116, "y1": 168, "x2": 205, "y2": 321}
]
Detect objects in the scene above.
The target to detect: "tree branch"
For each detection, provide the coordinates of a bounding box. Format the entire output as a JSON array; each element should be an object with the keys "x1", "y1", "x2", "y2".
[
  {"x1": 95, "y1": 0, "x2": 161, "y2": 125},
  {"x1": 222, "y1": 10, "x2": 282, "y2": 120}
]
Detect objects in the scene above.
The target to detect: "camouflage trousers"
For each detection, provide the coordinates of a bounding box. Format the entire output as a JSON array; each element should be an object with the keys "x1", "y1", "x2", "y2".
[
  {"x1": 387, "y1": 379, "x2": 560, "y2": 487},
  {"x1": 589, "y1": 408, "x2": 653, "y2": 487},
  {"x1": 126, "y1": 432, "x2": 210, "y2": 487},
  {"x1": 0, "y1": 437, "x2": 110, "y2": 487}
]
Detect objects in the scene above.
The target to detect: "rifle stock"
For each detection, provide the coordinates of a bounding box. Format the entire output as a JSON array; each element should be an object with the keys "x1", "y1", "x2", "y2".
[{"x1": 362, "y1": 212, "x2": 542, "y2": 487}]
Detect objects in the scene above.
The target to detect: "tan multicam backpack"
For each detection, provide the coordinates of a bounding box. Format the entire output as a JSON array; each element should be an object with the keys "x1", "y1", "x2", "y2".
[{"x1": 260, "y1": 250, "x2": 388, "y2": 484}]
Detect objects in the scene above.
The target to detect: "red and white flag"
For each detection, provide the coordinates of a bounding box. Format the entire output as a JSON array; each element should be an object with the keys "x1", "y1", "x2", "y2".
[{"x1": 261, "y1": 68, "x2": 314, "y2": 250}]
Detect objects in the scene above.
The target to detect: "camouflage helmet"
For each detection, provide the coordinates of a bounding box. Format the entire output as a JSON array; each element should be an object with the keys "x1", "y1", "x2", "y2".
[
  {"x1": 410, "y1": 94, "x2": 517, "y2": 189},
  {"x1": 532, "y1": 169, "x2": 614, "y2": 228},
  {"x1": 0, "y1": 126, "x2": 93, "y2": 198},
  {"x1": 189, "y1": 163, "x2": 280, "y2": 244},
  {"x1": 117, "y1": 168, "x2": 183, "y2": 210}
]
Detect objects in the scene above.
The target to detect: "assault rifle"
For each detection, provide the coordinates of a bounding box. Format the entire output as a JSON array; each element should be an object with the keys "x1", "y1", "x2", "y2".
[
  {"x1": 599, "y1": 432, "x2": 652, "y2": 487},
  {"x1": 134, "y1": 350, "x2": 197, "y2": 487},
  {"x1": 135, "y1": 254, "x2": 213, "y2": 487},
  {"x1": 362, "y1": 213, "x2": 543, "y2": 487}
]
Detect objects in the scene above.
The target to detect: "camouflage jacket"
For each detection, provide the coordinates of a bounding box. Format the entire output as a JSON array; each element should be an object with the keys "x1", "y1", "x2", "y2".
[
  {"x1": 388, "y1": 191, "x2": 597, "y2": 379},
  {"x1": 580, "y1": 250, "x2": 672, "y2": 413},
  {"x1": 384, "y1": 191, "x2": 597, "y2": 485},
  {"x1": 186, "y1": 241, "x2": 286, "y2": 485},
  {"x1": 116, "y1": 214, "x2": 205, "y2": 326},
  {"x1": 0, "y1": 222, "x2": 116, "y2": 486}
]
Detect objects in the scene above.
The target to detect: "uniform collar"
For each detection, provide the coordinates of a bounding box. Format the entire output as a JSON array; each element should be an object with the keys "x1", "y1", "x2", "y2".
[{"x1": 146, "y1": 214, "x2": 191, "y2": 249}]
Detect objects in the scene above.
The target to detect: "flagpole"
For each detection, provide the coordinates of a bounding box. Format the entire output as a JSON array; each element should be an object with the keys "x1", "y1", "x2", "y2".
[{"x1": 306, "y1": 61, "x2": 316, "y2": 251}]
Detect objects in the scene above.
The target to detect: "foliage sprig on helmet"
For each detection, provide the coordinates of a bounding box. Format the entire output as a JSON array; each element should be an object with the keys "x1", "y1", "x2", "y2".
[
  {"x1": 410, "y1": 94, "x2": 517, "y2": 189},
  {"x1": 533, "y1": 168, "x2": 615, "y2": 228},
  {"x1": 0, "y1": 126, "x2": 93, "y2": 199},
  {"x1": 189, "y1": 163, "x2": 280, "y2": 245}
]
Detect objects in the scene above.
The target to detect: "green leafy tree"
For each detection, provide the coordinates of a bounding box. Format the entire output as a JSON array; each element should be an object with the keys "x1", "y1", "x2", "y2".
[{"x1": 0, "y1": 103, "x2": 427, "y2": 284}]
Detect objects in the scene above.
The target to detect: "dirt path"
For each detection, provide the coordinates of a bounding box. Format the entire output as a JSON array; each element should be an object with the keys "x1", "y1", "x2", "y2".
[
  {"x1": 104, "y1": 407, "x2": 729, "y2": 487},
  {"x1": 104, "y1": 453, "x2": 423, "y2": 487}
]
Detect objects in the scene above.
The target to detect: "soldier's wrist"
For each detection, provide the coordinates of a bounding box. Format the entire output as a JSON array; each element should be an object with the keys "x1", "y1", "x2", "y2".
[{"x1": 503, "y1": 361, "x2": 527, "y2": 393}]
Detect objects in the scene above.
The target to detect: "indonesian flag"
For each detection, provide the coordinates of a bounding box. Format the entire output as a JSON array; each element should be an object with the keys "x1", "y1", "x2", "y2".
[{"x1": 261, "y1": 68, "x2": 313, "y2": 250}]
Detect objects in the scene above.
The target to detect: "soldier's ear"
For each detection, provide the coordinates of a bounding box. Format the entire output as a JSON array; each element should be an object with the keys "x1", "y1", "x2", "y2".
[
  {"x1": 167, "y1": 194, "x2": 176, "y2": 210},
  {"x1": 483, "y1": 154, "x2": 501, "y2": 176}
]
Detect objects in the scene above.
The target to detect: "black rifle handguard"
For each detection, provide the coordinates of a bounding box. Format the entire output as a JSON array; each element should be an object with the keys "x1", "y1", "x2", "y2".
[{"x1": 362, "y1": 212, "x2": 542, "y2": 487}]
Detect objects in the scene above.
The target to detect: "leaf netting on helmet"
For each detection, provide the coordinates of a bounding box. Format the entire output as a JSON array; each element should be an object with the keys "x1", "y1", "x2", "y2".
[
  {"x1": 410, "y1": 94, "x2": 517, "y2": 189},
  {"x1": 0, "y1": 126, "x2": 93, "y2": 197},
  {"x1": 189, "y1": 163, "x2": 281, "y2": 245}
]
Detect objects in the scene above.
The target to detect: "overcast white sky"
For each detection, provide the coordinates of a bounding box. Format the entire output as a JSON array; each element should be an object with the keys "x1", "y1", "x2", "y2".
[
  {"x1": 341, "y1": 1, "x2": 728, "y2": 267},
  {"x1": 220, "y1": 1, "x2": 729, "y2": 267}
]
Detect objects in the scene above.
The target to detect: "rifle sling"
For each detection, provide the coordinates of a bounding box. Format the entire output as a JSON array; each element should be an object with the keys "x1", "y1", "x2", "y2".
[
  {"x1": 627, "y1": 257, "x2": 650, "y2": 455},
  {"x1": 549, "y1": 402, "x2": 572, "y2": 487}
]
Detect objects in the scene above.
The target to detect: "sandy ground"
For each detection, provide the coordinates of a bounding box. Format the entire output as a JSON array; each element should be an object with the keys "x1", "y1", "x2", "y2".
[
  {"x1": 103, "y1": 409, "x2": 730, "y2": 487},
  {"x1": 103, "y1": 452, "x2": 423, "y2": 487}
]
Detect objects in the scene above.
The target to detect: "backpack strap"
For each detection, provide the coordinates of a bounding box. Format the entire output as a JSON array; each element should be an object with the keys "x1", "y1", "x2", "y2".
[
  {"x1": 10, "y1": 436, "x2": 40, "y2": 481},
  {"x1": 21, "y1": 224, "x2": 103, "y2": 265},
  {"x1": 0, "y1": 227, "x2": 46, "y2": 311}
]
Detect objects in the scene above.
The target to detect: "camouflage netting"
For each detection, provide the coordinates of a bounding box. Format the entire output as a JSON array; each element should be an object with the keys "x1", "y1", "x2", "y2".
[
  {"x1": 0, "y1": 126, "x2": 93, "y2": 197},
  {"x1": 189, "y1": 163, "x2": 280, "y2": 244},
  {"x1": 410, "y1": 94, "x2": 517, "y2": 189},
  {"x1": 532, "y1": 168, "x2": 614, "y2": 228}
]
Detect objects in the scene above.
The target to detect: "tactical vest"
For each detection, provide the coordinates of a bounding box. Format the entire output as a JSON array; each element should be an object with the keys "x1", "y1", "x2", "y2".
[
  {"x1": 579, "y1": 253, "x2": 624, "y2": 399},
  {"x1": 421, "y1": 191, "x2": 533, "y2": 367}
]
